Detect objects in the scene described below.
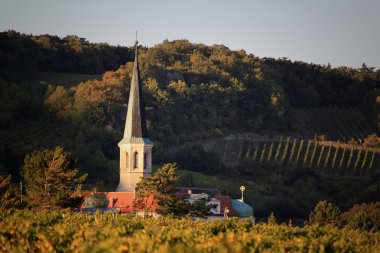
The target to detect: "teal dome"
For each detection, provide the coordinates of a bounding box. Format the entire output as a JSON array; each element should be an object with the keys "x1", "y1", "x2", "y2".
[{"x1": 231, "y1": 199, "x2": 254, "y2": 217}]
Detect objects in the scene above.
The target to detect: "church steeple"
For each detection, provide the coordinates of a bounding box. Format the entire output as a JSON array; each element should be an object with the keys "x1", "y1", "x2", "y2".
[
  {"x1": 120, "y1": 40, "x2": 150, "y2": 144},
  {"x1": 117, "y1": 38, "x2": 153, "y2": 192}
]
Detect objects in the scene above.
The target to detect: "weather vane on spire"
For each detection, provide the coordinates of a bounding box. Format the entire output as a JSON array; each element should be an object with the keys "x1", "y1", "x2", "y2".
[{"x1": 135, "y1": 31, "x2": 138, "y2": 45}]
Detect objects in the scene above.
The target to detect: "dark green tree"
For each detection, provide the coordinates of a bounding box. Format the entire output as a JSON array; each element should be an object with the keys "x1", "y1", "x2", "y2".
[
  {"x1": 188, "y1": 197, "x2": 218, "y2": 217},
  {"x1": 22, "y1": 146, "x2": 87, "y2": 209},
  {"x1": 308, "y1": 200, "x2": 343, "y2": 227},
  {"x1": 347, "y1": 212, "x2": 375, "y2": 231},
  {"x1": 134, "y1": 163, "x2": 179, "y2": 216}
]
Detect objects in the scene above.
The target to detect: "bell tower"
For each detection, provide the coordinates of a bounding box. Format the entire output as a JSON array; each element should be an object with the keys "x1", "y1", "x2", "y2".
[{"x1": 117, "y1": 39, "x2": 153, "y2": 192}]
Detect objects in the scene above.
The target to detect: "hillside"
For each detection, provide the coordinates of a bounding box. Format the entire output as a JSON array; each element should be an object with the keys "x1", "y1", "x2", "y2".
[
  {"x1": 287, "y1": 106, "x2": 373, "y2": 140},
  {"x1": 35, "y1": 72, "x2": 101, "y2": 87},
  {"x1": 202, "y1": 135, "x2": 379, "y2": 177},
  {"x1": 1, "y1": 31, "x2": 380, "y2": 219},
  {"x1": 0, "y1": 30, "x2": 134, "y2": 82}
]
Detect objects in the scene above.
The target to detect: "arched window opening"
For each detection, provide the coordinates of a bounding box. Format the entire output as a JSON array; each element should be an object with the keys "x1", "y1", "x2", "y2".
[
  {"x1": 144, "y1": 153, "x2": 147, "y2": 170},
  {"x1": 133, "y1": 151, "x2": 138, "y2": 169},
  {"x1": 125, "y1": 152, "x2": 129, "y2": 169}
]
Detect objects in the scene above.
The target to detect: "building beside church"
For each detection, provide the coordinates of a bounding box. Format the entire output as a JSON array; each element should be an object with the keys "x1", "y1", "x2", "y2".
[{"x1": 116, "y1": 40, "x2": 153, "y2": 192}]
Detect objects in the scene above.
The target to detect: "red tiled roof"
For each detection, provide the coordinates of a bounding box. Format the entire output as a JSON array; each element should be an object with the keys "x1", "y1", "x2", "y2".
[
  {"x1": 105, "y1": 192, "x2": 159, "y2": 213},
  {"x1": 105, "y1": 192, "x2": 135, "y2": 213},
  {"x1": 214, "y1": 196, "x2": 238, "y2": 216}
]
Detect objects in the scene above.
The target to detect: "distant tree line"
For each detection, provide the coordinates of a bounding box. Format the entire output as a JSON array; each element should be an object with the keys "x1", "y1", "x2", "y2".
[{"x1": 0, "y1": 30, "x2": 134, "y2": 81}]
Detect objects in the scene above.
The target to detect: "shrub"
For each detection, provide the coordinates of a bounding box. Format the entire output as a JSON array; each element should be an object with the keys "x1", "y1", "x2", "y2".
[
  {"x1": 342, "y1": 202, "x2": 380, "y2": 231},
  {"x1": 347, "y1": 212, "x2": 375, "y2": 231},
  {"x1": 267, "y1": 212, "x2": 277, "y2": 225},
  {"x1": 308, "y1": 200, "x2": 343, "y2": 227}
]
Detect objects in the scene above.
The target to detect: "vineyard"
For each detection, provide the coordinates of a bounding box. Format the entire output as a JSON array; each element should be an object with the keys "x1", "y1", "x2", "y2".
[
  {"x1": 208, "y1": 137, "x2": 379, "y2": 178},
  {"x1": 0, "y1": 121, "x2": 74, "y2": 155},
  {"x1": 287, "y1": 106, "x2": 373, "y2": 141},
  {"x1": 0, "y1": 210, "x2": 379, "y2": 252}
]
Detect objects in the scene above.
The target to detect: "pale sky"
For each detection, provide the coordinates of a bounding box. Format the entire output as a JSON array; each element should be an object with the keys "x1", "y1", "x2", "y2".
[{"x1": 1, "y1": 0, "x2": 379, "y2": 69}]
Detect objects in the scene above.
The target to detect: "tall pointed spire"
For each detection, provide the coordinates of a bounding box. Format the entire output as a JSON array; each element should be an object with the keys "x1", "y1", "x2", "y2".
[
  {"x1": 120, "y1": 38, "x2": 150, "y2": 144},
  {"x1": 117, "y1": 36, "x2": 153, "y2": 192}
]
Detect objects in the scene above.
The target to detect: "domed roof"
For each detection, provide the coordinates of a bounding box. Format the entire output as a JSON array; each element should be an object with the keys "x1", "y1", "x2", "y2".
[
  {"x1": 83, "y1": 193, "x2": 109, "y2": 208},
  {"x1": 231, "y1": 199, "x2": 254, "y2": 217}
]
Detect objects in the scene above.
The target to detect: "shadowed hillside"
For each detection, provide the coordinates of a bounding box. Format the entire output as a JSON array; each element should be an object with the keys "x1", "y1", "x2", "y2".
[{"x1": 288, "y1": 106, "x2": 373, "y2": 140}]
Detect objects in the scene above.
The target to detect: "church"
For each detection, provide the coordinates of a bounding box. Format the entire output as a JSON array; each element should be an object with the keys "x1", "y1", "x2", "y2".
[
  {"x1": 82, "y1": 40, "x2": 253, "y2": 219},
  {"x1": 116, "y1": 39, "x2": 153, "y2": 192}
]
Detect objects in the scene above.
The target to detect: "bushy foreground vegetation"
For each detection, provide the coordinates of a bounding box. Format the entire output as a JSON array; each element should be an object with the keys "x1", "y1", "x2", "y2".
[{"x1": 0, "y1": 210, "x2": 379, "y2": 252}]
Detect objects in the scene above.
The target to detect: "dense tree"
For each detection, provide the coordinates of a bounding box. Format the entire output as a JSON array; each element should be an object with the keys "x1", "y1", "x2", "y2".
[
  {"x1": 342, "y1": 202, "x2": 380, "y2": 231},
  {"x1": 134, "y1": 163, "x2": 179, "y2": 215},
  {"x1": 22, "y1": 146, "x2": 87, "y2": 209},
  {"x1": 308, "y1": 200, "x2": 343, "y2": 227},
  {"x1": 134, "y1": 163, "x2": 217, "y2": 217}
]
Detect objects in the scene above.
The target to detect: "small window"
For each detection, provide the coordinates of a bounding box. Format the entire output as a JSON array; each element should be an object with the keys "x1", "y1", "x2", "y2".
[
  {"x1": 144, "y1": 153, "x2": 147, "y2": 170},
  {"x1": 125, "y1": 152, "x2": 129, "y2": 169},
  {"x1": 133, "y1": 151, "x2": 138, "y2": 169}
]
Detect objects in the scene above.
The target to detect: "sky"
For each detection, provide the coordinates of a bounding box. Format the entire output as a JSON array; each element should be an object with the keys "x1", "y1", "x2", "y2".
[{"x1": 1, "y1": 0, "x2": 379, "y2": 69}]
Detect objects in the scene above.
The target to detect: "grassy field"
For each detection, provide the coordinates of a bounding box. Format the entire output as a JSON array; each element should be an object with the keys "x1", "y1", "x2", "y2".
[{"x1": 35, "y1": 72, "x2": 101, "y2": 87}]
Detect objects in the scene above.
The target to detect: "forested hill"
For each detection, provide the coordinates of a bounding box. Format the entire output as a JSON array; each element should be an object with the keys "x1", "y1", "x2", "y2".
[
  {"x1": 1, "y1": 31, "x2": 379, "y2": 144},
  {"x1": 0, "y1": 30, "x2": 134, "y2": 81}
]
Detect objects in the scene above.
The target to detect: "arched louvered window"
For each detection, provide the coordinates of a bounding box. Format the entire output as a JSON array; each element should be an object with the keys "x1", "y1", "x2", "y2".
[
  {"x1": 125, "y1": 152, "x2": 129, "y2": 169},
  {"x1": 133, "y1": 151, "x2": 138, "y2": 169},
  {"x1": 144, "y1": 153, "x2": 147, "y2": 169}
]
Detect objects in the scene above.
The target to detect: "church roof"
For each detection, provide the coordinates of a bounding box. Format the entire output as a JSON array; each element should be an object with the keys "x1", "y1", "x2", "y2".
[
  {"x1": 105, "y1": 192, "x2": 134, "y2": 213},
  {"x1": 105, "y1": 192, "x2": 158, "y2": 213},
  {"x1": 120, "y1": 41, "x2": 151, "y2": 145},
  {"x1": 231, "y1": 199, "x2": 254, "y2": 217}
]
